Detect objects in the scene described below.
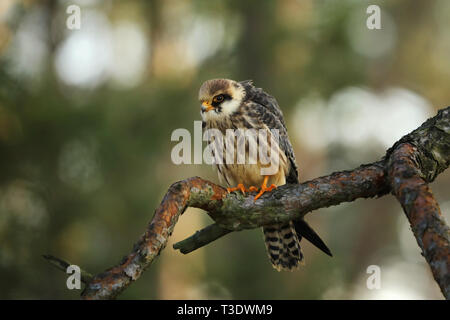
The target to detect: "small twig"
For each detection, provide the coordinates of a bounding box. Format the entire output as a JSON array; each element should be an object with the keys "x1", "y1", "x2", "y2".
[
  {"x1": 43, "y1": 254, "x2": 93, "y2": 284},
  {"x1": 173, "y1": 223, "x2": 232, "y2": 254}
]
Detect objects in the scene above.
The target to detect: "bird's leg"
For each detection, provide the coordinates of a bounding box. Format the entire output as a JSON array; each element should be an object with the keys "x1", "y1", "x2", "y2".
[
  {"x1": 253, "y1": 176, "x2": 277, "y2": 201},
  {"x1": 227, "y1": 183, "x2": 247, "y2": 195}
]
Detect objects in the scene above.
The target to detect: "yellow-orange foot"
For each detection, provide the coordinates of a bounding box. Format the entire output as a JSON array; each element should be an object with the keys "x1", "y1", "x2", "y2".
[
  {"x1": 253, "y1": 176, "x2": 277, "y2": 201},
  {"x1": 227, "y1": 183, "x2": 247, "y2": 195},
  {"x1": 254, "y1": 184, "x2": 277, "y2": 201}
]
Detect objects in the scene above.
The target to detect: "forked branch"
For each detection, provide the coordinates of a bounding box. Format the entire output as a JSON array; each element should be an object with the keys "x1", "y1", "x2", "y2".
[{"x1": 45, "y1": 107, "x2": 450, "y2": 299}]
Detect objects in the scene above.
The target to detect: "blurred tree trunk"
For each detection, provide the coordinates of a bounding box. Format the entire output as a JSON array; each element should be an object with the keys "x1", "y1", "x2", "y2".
[{"x1": 233, "y1": 0, "x2": 277, "y2": 89}]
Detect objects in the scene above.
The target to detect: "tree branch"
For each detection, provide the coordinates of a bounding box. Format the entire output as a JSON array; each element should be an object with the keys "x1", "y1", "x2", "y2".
[
  {"x1": 171, "y1": 161, "x2": 388, "y2": 253},
  {"x1": 44, "y1": 107, "x2": 450, "y2": 300},
  {"x1": 43, "y1": 254, "x2": 93, "y2": 284},
  {"x1": 386, "y1": 107, "x2": 450, "y2": 298},
  {"x1": 389, "y1": 144, "x2": 450, "y2": 298},
  {"x1": 172, "y1": 223, "x2": 232, "y2": 254}
]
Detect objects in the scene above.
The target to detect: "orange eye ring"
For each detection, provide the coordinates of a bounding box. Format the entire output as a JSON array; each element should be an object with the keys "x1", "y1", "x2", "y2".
[{"x1": 213, "y1": 94, "x2": 224, "y2": 104}]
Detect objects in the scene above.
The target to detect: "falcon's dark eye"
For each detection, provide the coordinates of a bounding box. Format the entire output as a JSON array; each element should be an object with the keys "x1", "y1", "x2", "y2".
[{"x1": 213, "y1": 94, "x2": 224, "y2": 104}]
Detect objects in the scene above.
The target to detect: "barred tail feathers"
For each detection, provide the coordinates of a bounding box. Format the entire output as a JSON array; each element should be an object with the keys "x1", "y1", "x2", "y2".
[{"x1": 263, "y1": 221, "x2": 304, "y2": 271}]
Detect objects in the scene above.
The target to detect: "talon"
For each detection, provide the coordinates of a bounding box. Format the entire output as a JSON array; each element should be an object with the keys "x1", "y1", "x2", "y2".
[
  {"x1": 253, "y1": 177, "x2": 277, "y2": 201},
  {"x1": 254, "y1": 188, "x2": 267, "y2": 201},
  {"x1": 227, "y1": 183, "x2": 247, "y2": 195},
  {"x1": 248, "y1": 186, "x2": 258, "y2": 192}
]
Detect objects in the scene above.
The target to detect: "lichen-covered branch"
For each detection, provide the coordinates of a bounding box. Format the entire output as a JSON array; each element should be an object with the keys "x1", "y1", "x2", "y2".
[
  {"x1": 170, "y1": 161, "x2": 388, "y2": 254},
  {"x1": 388, "y1": 144, "x2": 449, "y2": 299},
  {"x1": 80, "y1": 178, "x2": 227, "y2": 299},
  {"x1": 44, "y1": 107, "x2": 449, "y2": 300},
  {"x1": 79, "y1": 163, "x2": 388, "y2": 300},
  {"x1": 386, "y1": 107, "x2": 450, "y2": 299}
]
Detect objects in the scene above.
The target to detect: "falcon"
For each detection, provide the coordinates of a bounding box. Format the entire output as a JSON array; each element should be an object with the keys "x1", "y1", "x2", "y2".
[{"x1": 199, "y1": 79, "x2": 332, "y2": 271}]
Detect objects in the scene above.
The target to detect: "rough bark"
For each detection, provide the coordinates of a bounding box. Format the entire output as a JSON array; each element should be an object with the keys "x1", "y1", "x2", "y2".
[{"x1": 44, "y1": 107, "x2": 450, "y2": 300}]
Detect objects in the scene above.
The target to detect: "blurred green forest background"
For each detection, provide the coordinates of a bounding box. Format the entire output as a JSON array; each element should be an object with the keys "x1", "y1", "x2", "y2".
[{"x1": 0, "y1": 0, "x2": 449, "y2": 299}]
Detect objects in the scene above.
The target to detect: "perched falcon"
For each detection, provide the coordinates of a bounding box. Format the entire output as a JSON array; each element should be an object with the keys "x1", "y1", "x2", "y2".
[{"x1": 199, "y1": 79, "x2": 332, "y2": 271}]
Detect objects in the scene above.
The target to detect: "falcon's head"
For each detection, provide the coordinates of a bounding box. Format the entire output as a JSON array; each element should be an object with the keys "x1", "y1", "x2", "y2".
[{"x1": 198, "y1": 79, "x2": 246, "y2": 121}]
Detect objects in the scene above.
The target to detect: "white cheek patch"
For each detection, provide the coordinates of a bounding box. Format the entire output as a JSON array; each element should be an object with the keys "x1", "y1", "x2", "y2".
[
  {"x1": 201, "y1": 99, "x2": 241, "y2": 122},
  {"x1": 221, "y1": 99, "x2": 241, "y2": 116}
]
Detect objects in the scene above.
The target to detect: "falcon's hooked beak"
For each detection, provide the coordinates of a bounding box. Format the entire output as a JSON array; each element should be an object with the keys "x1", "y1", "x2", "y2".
[{"x1": 201, "y1": 101, "x2": 215, "y2": 113}]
